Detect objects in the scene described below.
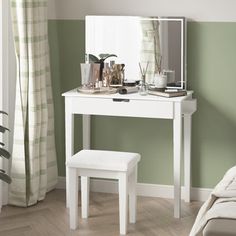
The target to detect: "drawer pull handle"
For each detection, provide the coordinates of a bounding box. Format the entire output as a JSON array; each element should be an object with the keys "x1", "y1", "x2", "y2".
[{"x1": 112, "y1": 98, "x2": 130, "y2": 102}]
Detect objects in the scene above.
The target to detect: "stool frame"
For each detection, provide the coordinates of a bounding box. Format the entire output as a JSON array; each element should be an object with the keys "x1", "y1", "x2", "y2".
[{"x1": 68, "y1": 165, "x2": 138, "y2": 235}]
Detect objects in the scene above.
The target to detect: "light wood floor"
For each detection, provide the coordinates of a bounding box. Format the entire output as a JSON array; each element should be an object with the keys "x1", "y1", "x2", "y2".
[{"x1": 0, "y1": 189, "x2": 202, "y2": 236}]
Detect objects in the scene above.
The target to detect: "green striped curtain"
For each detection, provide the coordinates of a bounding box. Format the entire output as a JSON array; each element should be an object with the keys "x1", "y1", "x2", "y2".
[
  {"x1": 140, "y1": 19, "x2": 161, "y2": 83},
  {"x1": 9, "y1": 0, "x2": 58, "y2": 206}
]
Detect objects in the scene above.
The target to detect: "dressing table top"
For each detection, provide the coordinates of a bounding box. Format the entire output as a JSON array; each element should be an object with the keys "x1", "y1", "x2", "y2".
[{"x1": 63, "y1": 89, "x2": 193, "y2": 102}]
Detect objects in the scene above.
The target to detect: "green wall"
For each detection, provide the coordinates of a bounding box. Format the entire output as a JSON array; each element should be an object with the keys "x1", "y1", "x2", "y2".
[{"x1": 48, "y1": 20, "x2": 236, "y2": 188}]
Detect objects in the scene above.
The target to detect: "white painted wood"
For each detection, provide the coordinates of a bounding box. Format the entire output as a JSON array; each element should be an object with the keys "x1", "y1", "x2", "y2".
[
  {"x1": 81, "y1": 176, "x2": 90, "y2": 219},
  {"x1": 65, "y1": 98, "x2": 74, "y2": 208},
  {"x1": 66, "y1": 150, "x2": 139, "y2": 234},
  {"x1": 68, "y1": 167, "x2": 78, "y2": 229},
  {"x1": 63, "y1": 90, "x2": 197, "y2": 218},
  {"x1": 48, "y1": 0, "x2": 236, "y2": 22},
  {"x1": 182, "y1": 99, "x2": 197, "y2": 115},
  {"x1": 57, "y1": 176, "x2": 212, "y2": 202},
  {"x1": 69, "y1": 96, "x2": 174, "y2": 119},
  {"x1": 63, "y1": 89, "x2": 193, "y2": 102},
  {"x1": 82, "y1": 115, "x2": 91, "y2": 215},
  {"x1": 184, "y1": 114, "x2": 192, "y2": 203},
  {"x1": 191, "y1": 187, "x2": 212, "y2": 202},
  {"x1": 129, "y1": 166, "x2": 137, "y2": 224},
  {"x1": 76, "y1": 168, "x2": 123, "y2": 179},
  {"x1": 173, "y1": 102, "x2": 182, "y2": 218},
  {"x1": 119, "y1": 172, "x2": 128, "y2": 235}
]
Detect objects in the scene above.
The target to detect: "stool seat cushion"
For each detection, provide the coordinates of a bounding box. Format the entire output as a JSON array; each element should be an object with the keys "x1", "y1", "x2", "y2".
[{"x1": 67, "y1": 150, "x2": 141, "y2": 171}]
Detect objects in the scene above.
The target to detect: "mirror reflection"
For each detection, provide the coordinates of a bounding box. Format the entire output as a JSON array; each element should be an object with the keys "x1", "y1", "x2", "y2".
[{"x1": 86, "y1": 16, "x2": 186, "y2": 89}]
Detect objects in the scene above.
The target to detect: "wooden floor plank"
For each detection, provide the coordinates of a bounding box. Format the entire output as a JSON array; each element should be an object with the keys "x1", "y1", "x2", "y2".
[{"x1": 0, "y1": 189, "x2": 201, "y2": 236}]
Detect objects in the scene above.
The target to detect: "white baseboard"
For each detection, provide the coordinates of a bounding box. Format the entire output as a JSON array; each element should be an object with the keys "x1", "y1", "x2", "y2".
[{"x1": 56, "y1": 176, "x2": 212, "y2": 202}]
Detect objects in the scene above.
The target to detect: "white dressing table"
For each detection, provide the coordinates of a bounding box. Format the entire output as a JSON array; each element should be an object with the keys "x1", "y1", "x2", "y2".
[{"x1": 63, "y1": 89, "x2": 197, "y2": 218}]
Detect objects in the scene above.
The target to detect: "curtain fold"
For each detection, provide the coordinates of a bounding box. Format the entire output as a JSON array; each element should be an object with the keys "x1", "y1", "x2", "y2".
[
  {"x1": 9, "y1": 0, "x2": 58, "y2": 207},
  {"x1": 140, "y1": 19, "x2": 161, "y2": 83}
]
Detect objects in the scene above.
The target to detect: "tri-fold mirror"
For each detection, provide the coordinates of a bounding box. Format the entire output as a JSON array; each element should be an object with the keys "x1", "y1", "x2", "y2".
[{"x1": 86, "y1": 16, "x2": 186, "y2": 89}]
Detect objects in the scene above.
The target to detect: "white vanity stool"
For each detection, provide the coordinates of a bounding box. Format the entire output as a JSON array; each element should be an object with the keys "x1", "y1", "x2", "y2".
[{"x1": 66, "y1": 149, "x2": 141, "y2": 235}]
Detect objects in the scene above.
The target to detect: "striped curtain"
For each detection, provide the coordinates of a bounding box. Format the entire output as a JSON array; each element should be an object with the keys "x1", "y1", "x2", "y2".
[
  {"x1": 9, "y1": 0, "x2": 58, "y2": 206},
  {"x1": 140, "y1": 19, "x2": 161, "y2": 83}
]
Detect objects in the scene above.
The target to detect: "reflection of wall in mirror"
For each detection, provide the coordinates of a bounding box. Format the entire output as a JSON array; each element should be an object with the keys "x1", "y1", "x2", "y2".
[
  {"x1": 86, "y1": 16, "x2": 142, "y2": 81},
  {"x1": 160, "y1": 21, "x2": 181, "y2": 85},
  {"x1": 168, "y1": 21, "x2": 181, "y2": 85}
]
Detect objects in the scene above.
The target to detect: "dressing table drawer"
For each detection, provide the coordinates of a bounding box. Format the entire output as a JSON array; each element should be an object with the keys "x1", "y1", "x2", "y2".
[{"x1": 68, "y1": 97, "x2": 174, "y2": 119}]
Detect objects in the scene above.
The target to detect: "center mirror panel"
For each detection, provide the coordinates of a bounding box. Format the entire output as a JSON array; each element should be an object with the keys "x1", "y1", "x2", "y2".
[{"x1": 86, "y1": 16, "x2": 186, "y2": 89}]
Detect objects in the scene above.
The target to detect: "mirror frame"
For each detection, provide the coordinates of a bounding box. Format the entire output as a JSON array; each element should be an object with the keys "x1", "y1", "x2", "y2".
[{"x1": 85, "y1": 16, "x2": 187, "y2": 89}]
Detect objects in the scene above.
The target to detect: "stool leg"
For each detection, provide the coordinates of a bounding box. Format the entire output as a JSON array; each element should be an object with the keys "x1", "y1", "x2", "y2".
[
  {"x1": 129, "y1": 166, "x2": 137, "y2": 224},
  {"x1": 66, "y1": 166, "x2": 69, "y2": 208},
  {"x1": 69, "y1": 167, "x2": 78, "y2": 229},
  {"x1": 119, "y1": 173, "x2": 128, "y2": 235},
  {"x1": 81, "y1": 176, "x2": 90, "y2": 219}
]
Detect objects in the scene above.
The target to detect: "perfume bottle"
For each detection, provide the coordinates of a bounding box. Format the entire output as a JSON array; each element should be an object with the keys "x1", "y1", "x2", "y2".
[
  {"x1": 139, "y1": 76, "x2": 148, "y2": 96},
  {"x1": 138, "y1": 62, "x2": 149, "y2": 96}
]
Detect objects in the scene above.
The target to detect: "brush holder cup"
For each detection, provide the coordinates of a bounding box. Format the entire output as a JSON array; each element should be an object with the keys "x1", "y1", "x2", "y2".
[{"x1": 153, "y1": 73, "x2": 167, "y2": 89}]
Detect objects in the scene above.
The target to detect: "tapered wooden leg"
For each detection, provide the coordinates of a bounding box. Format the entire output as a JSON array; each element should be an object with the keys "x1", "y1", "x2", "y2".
[
  {"x1": 129, "y1": 166, "x2": 137, "y2": 224},
  {"x1": 65, "y1": 98, "x2": 74, "y2": 208},
  {"x1": 173, "y1": 102, "x2": 182, "y2": 218},
  {"x1": 69, "y1": 167, "x2": 78, "y2": 229},
  {"x1": 82, "y1": 115, "x2": 91, "y2": 218},
  {"x1": 184, "y1": 114, "x2": 192, "y2": 203},
  {"x1": 81, "y1": 176, "x2": 90, "y2": 219},
  {"x1": 119, "y1": 173, "x2": 128, "y2": 235}
]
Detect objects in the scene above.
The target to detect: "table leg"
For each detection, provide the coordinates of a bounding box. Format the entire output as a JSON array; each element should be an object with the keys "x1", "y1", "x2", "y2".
[
  {"x1": 69, "y1": 167, "x2": 78, "y2": 229},
  {"x1": 82, "y1": 114, "x2": 91, "y2": 210},
  {"x1": 119, "y1": 173, "x2": 128, "y2": 235},
  {"x1": 173, "y1": 102, "x2": 182, "y2": 218},
  {"x1": 129, "y1": 166, "x2": 137, "y2": 224},
  {"x1": 65, "y1": 99, "x2": 74, "y2": 208},
  {"x1": 184, "y1": 114, "x2": 192, "y2": 203}
]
